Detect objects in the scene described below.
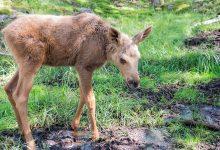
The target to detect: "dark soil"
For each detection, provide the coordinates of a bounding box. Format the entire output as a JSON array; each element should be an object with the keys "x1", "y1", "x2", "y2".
[
  {"x1": 168, "y1": 104, "x2": 220, "y2": 130},
  {"x1": 1, "y1": 105, "x2": 219, "y2": 150},
  {"x1": 126, "y1": 78, "x2": 220, "y2": 107},
  {"x1": 198, "y1": 78, "x2": 220, "y2": 96},
  {"x1": 141, "y1": 84, "x2": 181, "y2": 101},
  {"x1": 196, "y1": 141, "x2": 220, "y2": 150},
  {"x1": 0, "y1": 126, "x2": 173, "y2": 150},
  {"x1": 197, "y1": 78, "x2": 220, "y2": 104},
  {"x1": 127, "y1": 83, "x2": 182, "y2": 102},
  {"x1": 126, "y1": 79, "x2": 220, "y2": 130},
  {"x1": 184, "y1": 29, "x2": 220, "y2": 49}
]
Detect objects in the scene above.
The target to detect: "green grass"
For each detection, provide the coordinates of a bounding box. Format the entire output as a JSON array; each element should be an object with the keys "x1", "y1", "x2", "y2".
[
  {"x1": 168, "y1": 122, "x2": 220, "y2": 149},
  {"x1": 174, "y1": 87, "x2": 202, "y2": 103},
  {"x1": 0, "y1": 0, "x2": 220, "y2": 149}
]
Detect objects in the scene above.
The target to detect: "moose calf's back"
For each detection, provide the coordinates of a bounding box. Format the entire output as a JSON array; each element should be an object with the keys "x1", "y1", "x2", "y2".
[{"x1": 2, "y1": 13, "x2": 110, "y2": 67}]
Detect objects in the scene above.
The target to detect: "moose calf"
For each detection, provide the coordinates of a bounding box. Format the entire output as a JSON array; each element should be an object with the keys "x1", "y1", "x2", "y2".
[{"x1": 3, "y1": 13, "x2": 151, "y2": 149}]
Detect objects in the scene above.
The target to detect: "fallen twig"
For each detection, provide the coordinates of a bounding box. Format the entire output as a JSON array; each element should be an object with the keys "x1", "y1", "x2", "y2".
[{"x1": 194, "y1": 15, "x2": 220, "y2": 27}]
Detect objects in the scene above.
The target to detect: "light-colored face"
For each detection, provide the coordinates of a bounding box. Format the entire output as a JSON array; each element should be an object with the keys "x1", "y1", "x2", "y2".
[
  {"x1": 109, "y1": 26, "x2": 152, "y2": 89},
  {"x1": 111, "y1": 37, "x2": 140, "y2": 89}
]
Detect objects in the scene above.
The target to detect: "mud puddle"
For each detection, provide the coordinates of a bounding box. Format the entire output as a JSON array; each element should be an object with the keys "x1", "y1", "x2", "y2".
[{"x1": 184, "y1": 29, "x2": 220, "y2": 49}]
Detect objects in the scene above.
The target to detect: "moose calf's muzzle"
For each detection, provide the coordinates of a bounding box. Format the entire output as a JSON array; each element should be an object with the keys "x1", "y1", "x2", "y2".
[{"x1": 126, "y1": 79, "x2": 140, "y2": 89}]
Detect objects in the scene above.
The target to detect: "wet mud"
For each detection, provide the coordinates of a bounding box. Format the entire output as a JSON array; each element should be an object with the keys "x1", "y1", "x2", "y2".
[{"x1": 0, "y1": 126, "x2": 173, "y2": 150}]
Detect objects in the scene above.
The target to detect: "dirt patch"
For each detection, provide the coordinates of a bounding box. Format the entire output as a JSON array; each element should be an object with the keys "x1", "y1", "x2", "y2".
[
  {"x1": 127, "y1": 83, "x2": 182, "y2": 102},
  {"x1": 200, "y1": 105, "x2": 220, "y2": 130},
  {"x1": 126, "y1": 80, "x2": 220, "y2": 130},
  {"x1": 1, "y1": 105, "x2": 219, "y2": 149},
  {"x1": 198, "y1": 78, "x2": 220, "y2": 96},
  {"x1": 184, "y1": 29, "x2": 220, "y2": 49},
  {"x1": 165, "y1": 104, "x2": 220, "y2": 130},
  {"x1": 196, "y1": 141, "x2": 220, "y2": 150},
  {"x1": 0, "y1": 126, "x2": 173, "y2": 150},
  {"x1": 197, "y1": 78, "x2": 220, "y2": 104},
  {"x1": 125, "y1": 78, "x2": 220, "y2": 107}
]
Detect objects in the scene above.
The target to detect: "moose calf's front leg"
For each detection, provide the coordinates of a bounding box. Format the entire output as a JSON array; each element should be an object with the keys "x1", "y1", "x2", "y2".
[
  {"x1": 72, "y1": 87, "x2": 85, "y2": 130},
  {"x1": 74, "y1": 67, "x2": 99, "y2": 140},
  {"x1": 84, "y1": 88, "x2": 99, "y2": 140}
]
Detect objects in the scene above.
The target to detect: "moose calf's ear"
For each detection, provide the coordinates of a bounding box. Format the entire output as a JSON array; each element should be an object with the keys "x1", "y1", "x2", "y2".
[
  {"x1": 132, "y1": 26, "x2": 152, "y2": 44},
  {"x1": 109, "y1": 27, "x2": 120, "y2": 44}
]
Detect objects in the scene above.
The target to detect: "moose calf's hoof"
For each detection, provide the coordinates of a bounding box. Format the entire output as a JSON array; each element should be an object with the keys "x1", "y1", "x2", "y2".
[
  {"x1": 71, "y1": 121, "x2": 79, "y2": 131},
  {"x1": 26, "y1": 140, "x2": 36, "y2": 150},
  {"x1": 92, "y1": 132, "x2": 100, "y2": 141}
]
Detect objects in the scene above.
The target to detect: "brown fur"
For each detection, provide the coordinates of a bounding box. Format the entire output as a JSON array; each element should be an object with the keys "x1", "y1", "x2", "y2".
[{"x1": 2, "y1": 13, "x2": 151, "y2": 149}]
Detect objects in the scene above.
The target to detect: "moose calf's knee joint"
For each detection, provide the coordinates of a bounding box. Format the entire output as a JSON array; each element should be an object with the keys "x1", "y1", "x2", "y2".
[
  {"x1": 86, "y1": 100, "x2": 95, "y2": 108},
  {"x1": 13, "y1": 95, "x2": 27, "y2": 107},
  {"x1": 4, "y1": 85, "x2": 11, "y2": 94}
]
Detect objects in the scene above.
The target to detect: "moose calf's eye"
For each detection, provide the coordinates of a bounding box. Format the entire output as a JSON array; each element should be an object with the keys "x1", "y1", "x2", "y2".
[{"x1": 120, "y1": 58, "x2": 126, "y2": 64}]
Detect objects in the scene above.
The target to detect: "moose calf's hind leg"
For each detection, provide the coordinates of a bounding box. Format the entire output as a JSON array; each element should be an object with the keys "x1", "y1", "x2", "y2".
[
  {"x1": 4, "y1": 71, "x2": 22, "y2": 130},
  {"x1": 12, "y1": 65, "x2": 41, "y2": 150}
]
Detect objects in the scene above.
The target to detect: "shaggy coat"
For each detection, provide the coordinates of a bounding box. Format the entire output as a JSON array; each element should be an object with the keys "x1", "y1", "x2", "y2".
[{"x1": 3, "y1": 13, "x2": 111, "y2": 69}]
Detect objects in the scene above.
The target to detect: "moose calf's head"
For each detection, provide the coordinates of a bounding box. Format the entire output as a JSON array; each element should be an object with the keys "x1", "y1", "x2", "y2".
[{"x1": 108, "y1": 26, "x2": 152, "y2": 89}]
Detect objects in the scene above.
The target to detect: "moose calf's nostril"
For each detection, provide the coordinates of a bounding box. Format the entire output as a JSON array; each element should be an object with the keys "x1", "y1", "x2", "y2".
[
  {"x1": 133, "y1": 81, "x2": 139, "y2": 88},
  {"x1": 128, "y1": 80, "x2": 139, "y2": 88}
]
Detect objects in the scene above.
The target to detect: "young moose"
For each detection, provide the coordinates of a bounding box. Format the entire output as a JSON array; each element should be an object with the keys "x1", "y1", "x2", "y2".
[{"x1": 3, "y1": 13, "x2": 152, "y2": 149}]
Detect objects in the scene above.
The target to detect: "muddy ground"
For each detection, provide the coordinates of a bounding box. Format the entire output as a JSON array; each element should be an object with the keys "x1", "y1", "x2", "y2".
[
  {"x1": 0, "y1": 102, "x2": 219, "y2": 150},
  {"x1": 0, "y1": 126, "x2": 174, "y2": 150},
  {"x1": 127, "y1": 78, "x2": 220, "y2": 107},
  {"x1": 184, "y1": 29, "x2": 220, "y2": 50},
  {"x1": 1, "y1": 122, "x2": 218, "y2": 150}
]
